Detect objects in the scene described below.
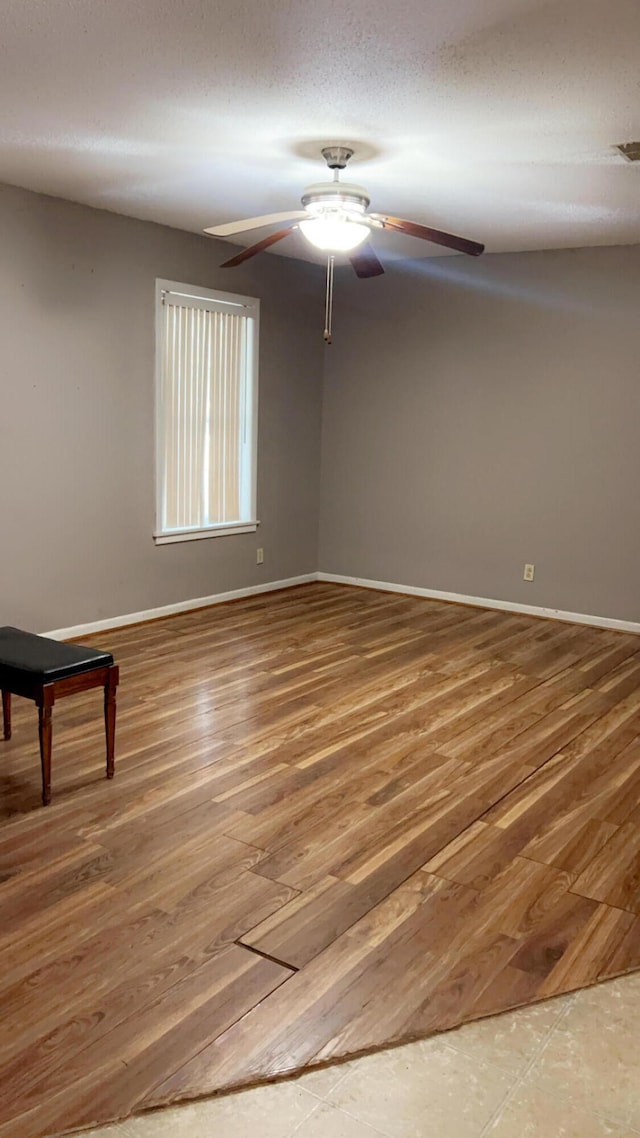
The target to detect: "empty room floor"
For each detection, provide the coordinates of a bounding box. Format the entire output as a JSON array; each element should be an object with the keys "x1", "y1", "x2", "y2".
[{"x1": 1, "y1": 582, "x2": 640, "y2": 1137}]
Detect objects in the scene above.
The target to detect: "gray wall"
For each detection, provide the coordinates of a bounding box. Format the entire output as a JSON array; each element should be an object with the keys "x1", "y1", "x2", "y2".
[
  {"x1": 0, "y1": 184, "x2": 324, "y2": 632},
  {"x1": 319, "y1": 246, "x2": 640, "y2": 623},
  {"x1": 3, "y1": 184, "x2": 638, "y2": 633}
]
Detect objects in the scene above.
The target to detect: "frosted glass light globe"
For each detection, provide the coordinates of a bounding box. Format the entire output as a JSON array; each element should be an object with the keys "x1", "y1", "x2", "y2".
[{"x1": 299, "y1": 216, "x2": 370, "y2": 252}]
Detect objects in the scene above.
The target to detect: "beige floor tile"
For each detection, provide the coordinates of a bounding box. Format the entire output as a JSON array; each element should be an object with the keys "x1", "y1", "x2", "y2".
[
  {"x1": 485, "y1": 1078, "x2": 634, "y2": 1137},
  {"x1": 326, "y1": 1036, "x2": 514, "y2": 1138},
  {"x1": 292, "y1": 1101, "x2": 390, "y2": 1137},
  {"x1": 444, "y1": 995, "x2": 570, "y2": 1075},
  {"x1": 526, "y1": 974, "x2": 640, "y2": 1129},
  {"x1": 294, "y1": 1062, "x2": 357, "y2": 1099},
  {"x1": 78, "y1": 1127, "x2": 125, "y2": 1138},
  {"x1": 80, "y1": 1082, "x2": 319, "y2": 1138}
]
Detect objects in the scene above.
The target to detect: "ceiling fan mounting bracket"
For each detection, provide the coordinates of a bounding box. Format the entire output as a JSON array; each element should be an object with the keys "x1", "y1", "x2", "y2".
[{"x1": 321, "y1": 145, "x2": 354, "y2": 170}]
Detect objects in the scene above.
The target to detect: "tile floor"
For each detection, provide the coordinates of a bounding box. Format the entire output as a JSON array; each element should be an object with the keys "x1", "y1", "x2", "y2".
[{"x1": 79, "y1": 971, "x2": 640, "y2": 1138}]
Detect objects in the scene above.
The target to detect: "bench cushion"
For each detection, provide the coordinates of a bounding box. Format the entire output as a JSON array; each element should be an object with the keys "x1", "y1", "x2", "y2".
[{"x1": 0, "y1": 626, "x2": 113, "y2": 685}]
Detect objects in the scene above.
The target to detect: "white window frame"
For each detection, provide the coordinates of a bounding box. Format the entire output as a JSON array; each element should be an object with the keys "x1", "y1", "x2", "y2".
[{"x1": 154, "y1": 279, "x2": 260, "y2": 545}]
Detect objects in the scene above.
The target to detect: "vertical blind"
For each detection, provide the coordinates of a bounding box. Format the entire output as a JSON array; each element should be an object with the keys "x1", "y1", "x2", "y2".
[{"x1": 158, "y1": 291, "x2": 256, "y2": 534}]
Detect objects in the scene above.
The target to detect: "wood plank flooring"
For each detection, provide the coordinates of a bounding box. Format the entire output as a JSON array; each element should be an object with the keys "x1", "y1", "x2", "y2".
[{"x1": 1, "y1": 582, "x2": 640, "y2": 1137}]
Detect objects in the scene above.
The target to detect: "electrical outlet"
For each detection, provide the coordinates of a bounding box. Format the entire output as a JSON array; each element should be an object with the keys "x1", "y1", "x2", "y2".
[
  {"x1": 256, "y1": 548, "x2": 264, "y2": 565},
  {"x1": 523, "y1": 563, "x2": 535, "y2": 582}
]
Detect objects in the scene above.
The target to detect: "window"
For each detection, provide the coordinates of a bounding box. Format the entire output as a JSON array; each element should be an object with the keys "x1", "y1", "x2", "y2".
[{"x1": 154, "y1": 279, "x2": 259, "y2": 544}]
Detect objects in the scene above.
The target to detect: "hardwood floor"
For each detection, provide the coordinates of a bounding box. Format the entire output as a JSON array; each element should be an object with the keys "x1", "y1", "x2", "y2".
[{"x1": 1, "y1": 582, "x2": 640, "y2": 1137}]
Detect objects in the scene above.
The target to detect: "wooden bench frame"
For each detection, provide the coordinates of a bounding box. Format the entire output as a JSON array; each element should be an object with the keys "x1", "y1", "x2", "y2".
[{"x1": 2, "y1": 664, "x2": 119, "y2": 805}]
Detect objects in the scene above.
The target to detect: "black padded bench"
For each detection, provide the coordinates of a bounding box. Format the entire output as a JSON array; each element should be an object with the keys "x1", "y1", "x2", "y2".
[{"x1": 0, "y1": 626, "x2": 119, "y2": 806}]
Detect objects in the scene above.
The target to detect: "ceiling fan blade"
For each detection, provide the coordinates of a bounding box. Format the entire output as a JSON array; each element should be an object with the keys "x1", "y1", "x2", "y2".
[
  {"x1": 205, "y1": 211, "x2": 307, "y2": 237},
  {"x1": 350, "y1": 245, "x2": 385, "y2": 278},
  {"x1": 370, "y1": 214, "x2": 485, "y2": 257},
  {"x1": 220, "y1": 226, "x2": 295, "y2": 267}
]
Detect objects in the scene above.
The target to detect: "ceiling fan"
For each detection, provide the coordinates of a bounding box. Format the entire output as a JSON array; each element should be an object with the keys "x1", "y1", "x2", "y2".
[{"x1": 204, "y1": 145, "x2": 485, "y2": 278}]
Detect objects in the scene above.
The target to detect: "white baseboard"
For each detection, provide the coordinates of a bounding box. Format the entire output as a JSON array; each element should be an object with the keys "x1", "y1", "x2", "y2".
[
  {"x1": 43, "y1": 575, "x2": 316, "y2": 640},
  {"x1": 316, "y1": 572, "x2": 640, "y2": 635},
  {"x1": 43, "y1": 569, "x2": 640, "y2": 641}
]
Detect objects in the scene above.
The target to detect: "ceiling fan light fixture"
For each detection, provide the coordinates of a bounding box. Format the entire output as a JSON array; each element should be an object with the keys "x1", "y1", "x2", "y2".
[
  {"x1": 299, "y1": 216, "x2": 370, "y2": 252},
  {"x1": 210, "y1": 148, "x2": 485, "y2": 338}
]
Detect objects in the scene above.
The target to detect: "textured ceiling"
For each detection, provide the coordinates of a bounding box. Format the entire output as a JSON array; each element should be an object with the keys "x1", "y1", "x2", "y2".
[{"x1": 1, "y1": 0, "x2": 639, "y2": 264}]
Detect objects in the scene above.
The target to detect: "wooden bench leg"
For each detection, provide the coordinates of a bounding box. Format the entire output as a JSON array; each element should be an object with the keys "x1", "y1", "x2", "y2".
[
  {"x1": 37, "y1": 687, "x2": 55, "y2": 806},
  {"x1": 1, "y1": 690, "x2": 10, "y2": 740},
  {"x1": 104, "y1": 665, "x2": 118, "y2": 780}
]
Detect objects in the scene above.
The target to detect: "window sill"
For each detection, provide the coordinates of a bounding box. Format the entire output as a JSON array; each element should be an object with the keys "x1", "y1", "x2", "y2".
[{"x1": 154, "y1": 522, "x2": 258, "y2": 545}]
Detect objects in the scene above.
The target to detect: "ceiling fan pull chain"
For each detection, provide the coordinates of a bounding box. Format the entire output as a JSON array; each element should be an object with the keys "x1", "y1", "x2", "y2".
[{"x1": 324, "y1": 254, "x2": 335, "y2": 344}]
